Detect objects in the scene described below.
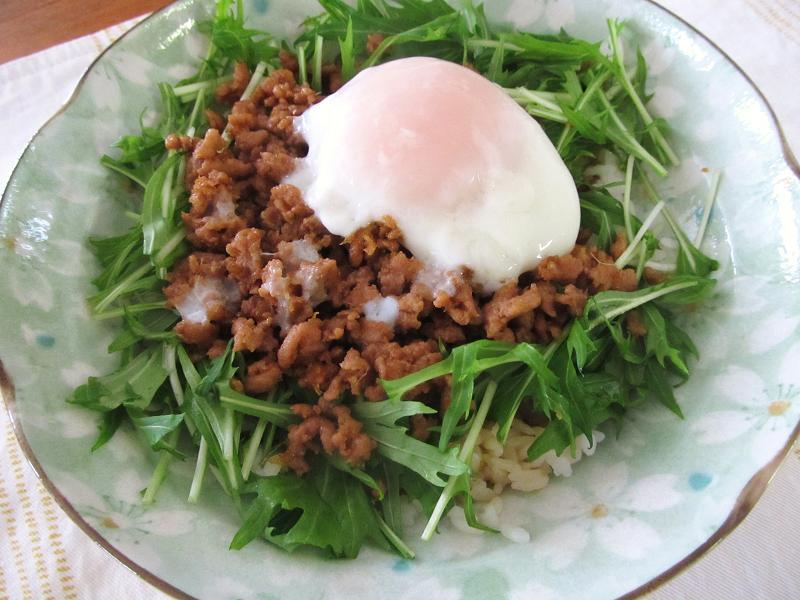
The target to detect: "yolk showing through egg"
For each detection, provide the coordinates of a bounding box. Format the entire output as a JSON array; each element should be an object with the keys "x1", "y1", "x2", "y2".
[{"x1": 287, "y1": 56, "x2": 580, "y2": 291}]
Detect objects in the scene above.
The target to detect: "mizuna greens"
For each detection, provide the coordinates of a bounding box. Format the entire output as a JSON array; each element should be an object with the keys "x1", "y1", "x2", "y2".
[{"x1": 68, "y1": 0, "x2": 720, "y2": 558}]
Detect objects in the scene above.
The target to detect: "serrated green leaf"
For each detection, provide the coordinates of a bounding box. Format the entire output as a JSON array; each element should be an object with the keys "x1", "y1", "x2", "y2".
[
  {"x1": 130, "y1": 413, "x2": 185, "y2": 450},
  {"x1": 641, "y1": 304, "x2": 689, "y2": 376},
  {"x1": 439, "y1": 342, "x2": 479, "y2": 450},
  {"x1": 67, "y1": 345, "x2": 167, "y2": 412},
  {"x1": 362, "y1": 423, "x2": 467, "y2": 487},
  {"x1": 91, "y1": 408, "x2": 125, "y2": 452},
  {"x1": 566, "y1": 320, "x2": 597, "y2": 371},
  {"x1": 351, "y1": 398, "x2": 435, "y2": 425},
  {"x1": 240, "y1": 461, "x2": 388, "y2": 557},
  {"x1": 644, "y1": 360, "x2": 685, "y2": 418}
]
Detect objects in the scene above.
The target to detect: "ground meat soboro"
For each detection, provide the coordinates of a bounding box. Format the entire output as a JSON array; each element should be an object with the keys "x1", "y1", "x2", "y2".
[{"x1": 164, "y1": 61, "x2": 641, "y2": 475}]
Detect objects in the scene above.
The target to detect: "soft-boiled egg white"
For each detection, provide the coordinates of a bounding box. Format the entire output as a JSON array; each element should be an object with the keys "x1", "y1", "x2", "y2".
[{"x1": 287, "y1": 56, "x2": 580, "y2": 291}]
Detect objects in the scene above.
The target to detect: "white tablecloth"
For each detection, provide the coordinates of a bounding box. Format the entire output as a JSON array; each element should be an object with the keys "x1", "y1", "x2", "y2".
[{"x1": 1, "y1": 2, "x2": 798, "y2": 598}]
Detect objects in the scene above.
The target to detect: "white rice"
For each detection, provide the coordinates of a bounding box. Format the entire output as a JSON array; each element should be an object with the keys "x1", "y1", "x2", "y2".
[
  {"x1": 500, "y1": 524, "x2": 531, "y2": 544},
  {"x1": 455, "y1": 419, "x2": 605, "y2": 541}
]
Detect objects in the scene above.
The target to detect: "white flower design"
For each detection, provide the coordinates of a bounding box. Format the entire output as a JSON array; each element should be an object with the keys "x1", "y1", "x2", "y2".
[
  {"x1": 14, "y1": 403, "x2": 98, "y2": 440},
  {"x1": 109, "y1": 53, "x2": 158, "y2": 87},
  {"x1": 695, "y1": 120, "x2": 719, "y2": 142},
  {"x1": 105, "y1": 427, "x2": 146, "y2": 463},
  {"x1": 167, "y1": 62, "x2": 197, "y2": 80},
  {"x1": 745, "y1": 310, "x2": 800, "y2": 354},
  {"x1": 54, "y1": 407, "x2": 97, "y2": 439},
  {"x1": 46, "y1": 238, "x2": 93, "y2": 277},
  {"x1": 57, "y1": 163, "x2": 114, "y2": 205},
  {"x1": 600, "y1": 0, "x2": 636, "y2": 20},
  {"x1": 712, "y1": 275, "x2": 769, "y2": 316},
  {"x1": 10, "y1": 266, "x2": 54, "y2": 311},
  {"x1": 691, "y1": 344, "x2": 800, "y2": 463},
  {"x1": 505, "y1": 0, "x2": 575, "y2": 30},
  {"x1": 642, "y1": 38, "x2": 676, "y2": 77},
  {"x1": 85, "y1": 63, "x2": 123, "y2": 111},
  {"x1": 400, "y1": 577, "x2": 460, "y2": 600},
  {"x1": 660, "y1": 154, "x2": 708, "y2": 197},
  {"x1": 603, "y1": 401, "x2": 676, "y2": 458},
  {"x1": 528, "y1": 462, "x2": 682, "y2": 569},
  {"x1": 678, "y1": 275, "x2": 771, "y2": 364},
  {"x1": 56, "y1": 472, "x2": 195, "y2": 542},
  {"x1": 247, "y1": 553, "x2": 317, "y2": 588},
  {"x1": 723, "y1": 146, "x2": 768, "y2": 186},
  {"x1": 650, "y1": 84, "x2": 686, "y2": 118},
  {"x1": 80, "y1": 495, "x2": 195, "y2": 540},
  {"x1": 59, "y1": 360, "x2": 99, "y2": 387},
  {"x1": 113, "y1": 468, "x2": 150, "y2": 504},
  {"x1": 211, "y1": 576, "x2": 256, "y2": 599},
  {"x1": 541, "y1": 0, "x2": 575, "y2": 30},
  {"x1": 510, "y1": 581, "x2": 559, "y2": 600}
]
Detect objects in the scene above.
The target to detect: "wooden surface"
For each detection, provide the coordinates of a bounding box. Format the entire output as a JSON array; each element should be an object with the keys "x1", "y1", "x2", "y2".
[{"x1": 0, "y1": 0, "x2": 171, "y2": 64}]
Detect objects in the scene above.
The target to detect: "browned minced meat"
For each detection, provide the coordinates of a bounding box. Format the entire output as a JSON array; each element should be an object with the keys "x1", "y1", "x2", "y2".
[
  {"x1": 366, "y1": 34, "x2": 386, "y2": 54},
  {"x1": 164, "y1": 63, "x2": 643, "y2": 474},
  {"x1": 282, "y1": 403, "x2": 376, "y2": 475},
  {"x1": 410, "y1": 414, "x2": 435, "y2": 441},
  {"x1": 165, "y1": 134, "x2": 196, "y2": 153},
  {"x1": 278, "y1": 49, "x2": 299, "y2": 73},
  {"x1": 644, "y1": 267, "x2": 668, "y2": 284},
  {"x1": 625, "y1": 310, "x2": 648, "y2": 337}
]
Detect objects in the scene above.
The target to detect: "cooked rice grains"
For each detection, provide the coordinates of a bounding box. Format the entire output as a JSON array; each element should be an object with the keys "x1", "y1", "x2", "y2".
[{"x1": 446, "y1": 420, "x2": 604, "y2": 542}]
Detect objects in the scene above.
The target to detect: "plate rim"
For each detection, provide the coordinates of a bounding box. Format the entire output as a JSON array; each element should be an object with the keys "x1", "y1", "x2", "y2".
[{"x1": 1, "y1": 1, "x2": 798, "y2": 598}]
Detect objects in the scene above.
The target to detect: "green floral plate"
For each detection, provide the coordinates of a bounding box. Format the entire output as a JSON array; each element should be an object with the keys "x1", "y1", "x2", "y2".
[{"x1": 1, "y1": 1, "x2": 799, "y2": 598}]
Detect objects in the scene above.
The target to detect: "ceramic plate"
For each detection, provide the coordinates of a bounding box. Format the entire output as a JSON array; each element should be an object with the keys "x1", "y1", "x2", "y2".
[{"x1": 1, "y1": 1, "x2": 799, "y2": 598}]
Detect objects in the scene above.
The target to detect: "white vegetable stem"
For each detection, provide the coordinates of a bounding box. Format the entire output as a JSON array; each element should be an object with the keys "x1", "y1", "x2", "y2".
[
  {"x1": 222, "y1": 407, "x2": 235, "y2": 460},
  {"x1": 142, "y1": 429, "x2": 180, "y2": 505},
  {"x1": 222, "y1": 61, "x2": 269, "y2": 142},
  {"x1": 312, "y1": 35, "x2": 324, "y2": 91},
  {"x1": 188, "y1": 437, "x2": 208, "y2": 504},
  {"x1": 622, "y1": 154, "x2": 636, "y2": 243},
  {"x1": 241, "y1": 417, "x2": 268, "y2": 481},
  {"x1": 504, "y1": 87, "x2": 569, "y2": 124},
  {"x1": 615, "y1": 200, "x2": 665, "y2": 268},
  {"x1": 421, "y1": 380, "x2": 498, "y2": 541},
  {"x1": 163, "y1": 345, "x2": 184, "y2": 405},
  {"x1": 173, "y1": 76, "x2": 229, "y2": 98},
  {"x1": 639, "y1": 167, "x2": 700, "y2": 273}
]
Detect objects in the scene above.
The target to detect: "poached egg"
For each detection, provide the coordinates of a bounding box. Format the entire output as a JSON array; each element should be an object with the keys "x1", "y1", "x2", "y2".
[{"x1": 287, "y1": 57, "x2": 580, "y2": 291}]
